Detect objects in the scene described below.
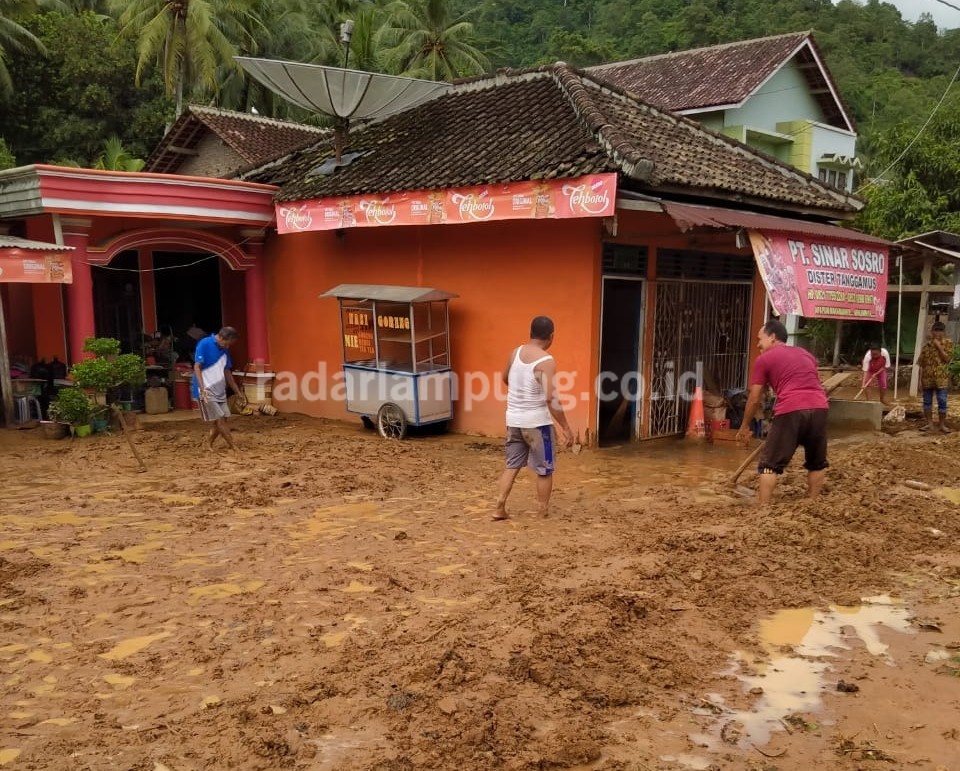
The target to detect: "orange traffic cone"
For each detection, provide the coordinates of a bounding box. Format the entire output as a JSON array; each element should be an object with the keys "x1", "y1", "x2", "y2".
[{"x1": 686, "y1": 386, "x2": 707, "y2": 439}]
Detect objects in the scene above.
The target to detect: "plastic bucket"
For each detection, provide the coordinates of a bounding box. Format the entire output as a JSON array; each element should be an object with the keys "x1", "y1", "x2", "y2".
[
  {"x1": 173, "y1": 378, "x2": 193, "y2": 410},
  {"x1": 241, "y1": 372, "x2": 275, "y2": 405}
]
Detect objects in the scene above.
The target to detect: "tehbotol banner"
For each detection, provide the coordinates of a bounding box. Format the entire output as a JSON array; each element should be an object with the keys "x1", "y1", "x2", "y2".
[
  {"x1": 275, "y1": 173, "x2": 617, "y2": 234},
  {"x1": 749, "y1": 230, "x2": 888, "y2": 321}
]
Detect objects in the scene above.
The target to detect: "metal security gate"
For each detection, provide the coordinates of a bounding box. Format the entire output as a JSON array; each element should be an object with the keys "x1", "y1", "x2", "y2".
[{"x1": 648, "y1": 249, "x2": 753, "y2": 438}]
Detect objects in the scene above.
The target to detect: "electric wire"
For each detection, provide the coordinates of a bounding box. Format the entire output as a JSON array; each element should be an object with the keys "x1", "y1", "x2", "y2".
[{"x1": 856, "y1": 60, "x2": 960, "y2": 193}]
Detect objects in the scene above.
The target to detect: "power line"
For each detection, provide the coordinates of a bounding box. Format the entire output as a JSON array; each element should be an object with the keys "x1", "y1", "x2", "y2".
[
  {"x1": 856, "y1": 60, "x2": 960, "y2": 193},
  {"x1": 932, "y1": 0, "x2": 960, "y2": 15}
]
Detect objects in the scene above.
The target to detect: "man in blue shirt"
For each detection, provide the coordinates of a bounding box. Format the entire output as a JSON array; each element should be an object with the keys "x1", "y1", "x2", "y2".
[{"x1": 192, "y1": 326, "x2": 245, "y2": 449}]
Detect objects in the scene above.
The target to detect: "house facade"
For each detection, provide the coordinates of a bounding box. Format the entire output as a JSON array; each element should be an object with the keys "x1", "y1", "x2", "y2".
[
  {"x1": 590, "y1": 32, "x2": 861, "y2": 193},
  {"x1": 0, "y1": 64, "x2": 889, "y2": 440}
]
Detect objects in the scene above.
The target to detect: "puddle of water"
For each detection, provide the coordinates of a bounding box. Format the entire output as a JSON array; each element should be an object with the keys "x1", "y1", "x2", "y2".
[
  {"x1": 416, "y1": 595, "x2": 479, "y2": 607},
  {"x1": 46, "y1": 511, "x2": 85, "y2": 526},
  {"x1": 341, "y1": 581, "x2": 376, "y2": 594},
  {"x1": 320, "y1": 631, "x2": 349, "y2": 648},
  {"x1": 659, "y1": 754, "x2": 714, "y2": 770},
  {"x1": 99, "y1": 632, "x2": 171, "y2": 661},
  {"x1": 307, "y1": 724, "x2": 388, "y2": 771},
  {"x1": 103, "y1": 673, "x2": 136, "y2": 689},
  {"x1": 934, "y1": 487, "x2": 960, "y2": 504},
  {"x1": 187, "y1": 580, "x2": 264, "y2": 603},
  {"x1": 712, "y1": 596, "x2": 913, "y2": 749},
  {"x1": 432, "y1": 563, "x2": 467, "y2": 575},
  {"x1": 110, "y1": 541, "x2": 163, "y2": 564},
  {"x1": 39, "y1": 717, "x2": 77, "y2": 727}
]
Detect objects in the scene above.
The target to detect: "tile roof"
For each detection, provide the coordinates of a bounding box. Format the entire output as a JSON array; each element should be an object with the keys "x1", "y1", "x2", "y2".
[
  {"x1": 249, "y1": 64, "x2": 860, "y2": 216},
  {"x1": 145, "y1": 106, "x2": 328, "y2": 176},
  {"x1": 588, "y1": 32, "x2": 853, "y2": 131}
]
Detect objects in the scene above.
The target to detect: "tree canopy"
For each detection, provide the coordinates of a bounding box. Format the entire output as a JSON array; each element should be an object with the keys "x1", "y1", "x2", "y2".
[{"x1": 0, "y1": 0, "x2": 957, "y2": 238}]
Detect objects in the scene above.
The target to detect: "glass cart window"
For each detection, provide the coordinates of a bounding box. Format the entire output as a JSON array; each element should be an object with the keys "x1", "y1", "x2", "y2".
[
  {"x1": 341, "y1": 301, "x2": 376, "y2": 366},
  {"x1": 376, "y1": 301, "x2": 415, "y2": 372}
]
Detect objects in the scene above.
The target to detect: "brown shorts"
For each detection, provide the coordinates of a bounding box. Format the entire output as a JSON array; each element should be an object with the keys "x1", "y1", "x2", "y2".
[
  {"x1": 505, "y1": 426, "x2": 555, "y2": 476},
  {"x1": 758, "y1": 409, "x2": 829, "y2": 474}
]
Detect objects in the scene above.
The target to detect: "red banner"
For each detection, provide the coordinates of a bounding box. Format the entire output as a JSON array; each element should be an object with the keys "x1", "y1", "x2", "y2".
[
  {"x1": 749, "y1": 230, "x2": 888, "y2": 321},
  {"x1": 0, "y1": 251, "x2": 73, "y2": 284},
  {"x1": 276, "y1": 173, "x2": 617, "y2": 234}
]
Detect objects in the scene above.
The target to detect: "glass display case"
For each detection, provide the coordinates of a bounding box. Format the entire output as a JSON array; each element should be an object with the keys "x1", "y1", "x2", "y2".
[{"x1": 323, "y1": 284, "x2": 457, "y2": 438}]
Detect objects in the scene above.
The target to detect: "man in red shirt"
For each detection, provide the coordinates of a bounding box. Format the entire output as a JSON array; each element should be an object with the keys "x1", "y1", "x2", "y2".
[{"x1": 736, "y1": 320, "x2": 829, "y2": 504}]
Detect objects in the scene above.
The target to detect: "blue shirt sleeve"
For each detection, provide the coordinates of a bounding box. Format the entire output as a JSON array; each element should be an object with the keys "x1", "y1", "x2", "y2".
[{"x1": 195, "y1": 337, "x2": 218, "y2": 366}]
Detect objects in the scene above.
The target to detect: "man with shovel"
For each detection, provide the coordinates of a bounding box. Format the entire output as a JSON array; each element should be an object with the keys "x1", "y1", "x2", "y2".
[
  {"x1": 735, "y1": 320, "x2": 829, "y2": 505},
  {"x1": 493, "y1": 316, "x2": 575, "y2": 521}
]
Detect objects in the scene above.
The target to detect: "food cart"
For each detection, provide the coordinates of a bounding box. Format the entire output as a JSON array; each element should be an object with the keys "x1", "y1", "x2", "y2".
[{"x1": 322, "y1": 284, "x2": 457, "y2": 438}]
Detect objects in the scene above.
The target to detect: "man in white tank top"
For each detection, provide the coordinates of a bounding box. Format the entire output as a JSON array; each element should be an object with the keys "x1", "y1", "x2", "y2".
[{"x1": 493, "y1": 316, "x2": 574, "y2": 520}]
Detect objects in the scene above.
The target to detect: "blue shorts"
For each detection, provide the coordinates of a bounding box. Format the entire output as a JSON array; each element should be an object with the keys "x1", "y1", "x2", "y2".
[{"x1": 505, "y1": 425, "x2": 555, "y2": 476}]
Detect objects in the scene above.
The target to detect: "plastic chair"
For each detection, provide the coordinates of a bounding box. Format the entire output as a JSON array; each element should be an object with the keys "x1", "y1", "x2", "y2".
[{"x1": 14, "y1": 394, "x2": 42, "y2": 426}]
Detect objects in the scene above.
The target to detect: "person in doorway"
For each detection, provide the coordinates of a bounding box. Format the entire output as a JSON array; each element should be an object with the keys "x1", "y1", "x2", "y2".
[
  {"x1": 918, "y1": 321, "x2": 953, "y2": 433},
  {"x1": 861, "y1": 343, "x2": 892, "y2": 405},
  {"x1": 193, "y1": 326, "x2": 245, "y2": 450},
  {"x1": 493, "y1": 316, "x2": 575, "y2": 521},
  {"x1": 735, "y1": 320, "x2": 829, "y2": 505}
]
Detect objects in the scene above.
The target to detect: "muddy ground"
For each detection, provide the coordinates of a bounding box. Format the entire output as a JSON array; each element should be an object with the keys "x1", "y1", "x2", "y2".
[{"x1": 1, "y1": 410, "x2": 959, "y2": 771}]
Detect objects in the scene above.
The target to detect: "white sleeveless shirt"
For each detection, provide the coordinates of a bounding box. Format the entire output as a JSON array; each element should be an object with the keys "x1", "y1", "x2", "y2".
[{"x1": 506, "y1": 347, "x2": 553, "y2": 428}]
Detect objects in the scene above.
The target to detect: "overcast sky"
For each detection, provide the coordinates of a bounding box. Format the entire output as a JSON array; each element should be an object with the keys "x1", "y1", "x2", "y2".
[{"x1": 841, "y1": 0, "x2": 960, "y2": 28}]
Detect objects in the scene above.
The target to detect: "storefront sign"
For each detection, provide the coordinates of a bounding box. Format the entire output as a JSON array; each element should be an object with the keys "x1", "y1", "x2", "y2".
[
  {"x1": 749, "y1": 230, "x2": 888, "y2": 320},
  {"x1": 276, "y1": 173, "x2": 617, "y2": 234},
  {"x1": 0, "y1": 251, "x2": 73, "y2": 283}
]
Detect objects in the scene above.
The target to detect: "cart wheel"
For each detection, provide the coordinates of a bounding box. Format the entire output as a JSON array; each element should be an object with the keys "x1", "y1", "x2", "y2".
[{"x1": 377, "y1": 403, "x2": 408, "y2": 439}]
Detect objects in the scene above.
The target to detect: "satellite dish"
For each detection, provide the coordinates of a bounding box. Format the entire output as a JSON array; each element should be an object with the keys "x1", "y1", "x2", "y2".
[{"x1": 235, "y1": 57, "x2": 451, "y2": 122}]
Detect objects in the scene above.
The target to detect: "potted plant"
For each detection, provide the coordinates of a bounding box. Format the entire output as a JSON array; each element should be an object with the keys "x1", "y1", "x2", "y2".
[
  {"x1": 69, "y1": 337, "x2": 146, "y2": 431},
  {"x1": 49, "y1": 387, "x2": 94, "y2": 437}
]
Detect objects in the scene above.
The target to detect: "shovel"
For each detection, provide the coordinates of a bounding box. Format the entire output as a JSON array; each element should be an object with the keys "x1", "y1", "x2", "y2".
[
  {"x1": 729, "y1": 438, "x2": 764, "y2": 497},
  {"x1": 852, "y1": 370, "x2": 879, "y2": 401}
]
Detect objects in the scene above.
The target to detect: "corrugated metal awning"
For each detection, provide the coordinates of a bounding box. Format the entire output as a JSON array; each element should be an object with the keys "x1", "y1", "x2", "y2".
[
  {"x1": 0, "y1": 235, "x2": 73, "y2": 251},
  {"x1": 321, "y1": 284, "x2": 458, "y2": 303},
  {"x1": 661, "y1": 201, "x2": 890, "y2": 246}
]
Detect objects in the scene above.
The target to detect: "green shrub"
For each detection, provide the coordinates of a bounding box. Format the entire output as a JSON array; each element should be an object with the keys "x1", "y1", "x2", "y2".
[
  {"x1": 48, "y1": 387, "x2": 93, "y2": 425},
  {"x1": 69, "y1": 337, "x2": 146, "y2": 398}
]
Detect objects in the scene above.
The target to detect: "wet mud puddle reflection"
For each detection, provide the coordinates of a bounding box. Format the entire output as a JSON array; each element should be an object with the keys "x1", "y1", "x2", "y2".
[{"x1": 692, "y1": 595, "x2": 913, "y2": 754}]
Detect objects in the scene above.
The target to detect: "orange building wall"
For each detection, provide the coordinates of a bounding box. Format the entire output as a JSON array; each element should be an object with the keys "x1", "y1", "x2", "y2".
[
  {"x1": 24, "y1": 216, "x2": 68, "y2": 362},
  {"x1": 264, "y1": 219, "x2": 601, "y2": 437}
]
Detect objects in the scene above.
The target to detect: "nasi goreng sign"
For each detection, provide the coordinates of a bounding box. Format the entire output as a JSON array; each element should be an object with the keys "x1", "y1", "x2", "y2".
[
  {"x1": 749, "y1": 230, "x2": 888, "y2": 321},
  {"x1": 0, "y1": 251, "x2": 72, "y2": 284},
  {"x1": 276, "y1": 173, "x2": 617, "y2": 234}
]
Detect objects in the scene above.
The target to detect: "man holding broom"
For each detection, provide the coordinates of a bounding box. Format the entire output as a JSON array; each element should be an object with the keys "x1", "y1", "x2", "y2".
[{"x1": 736, "y1": 320, "x2": 829, "y2": 505}]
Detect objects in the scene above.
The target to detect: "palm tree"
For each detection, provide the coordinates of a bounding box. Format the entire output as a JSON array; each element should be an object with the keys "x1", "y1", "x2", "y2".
[
  {"x1": 94, "y1": 136, "x2": 146, "y2": 171},
  {"x1": 216, "y1": 0, "x2": 328, "y2": 117},
  {"x1": 111, "y1": 0, "x2": 266, "y2": 117},
  {"x1": 0, "y1": 0, "x2": 49, "y2": 95},
  {"x1": 379, "y1": 0, "x2": 488, "y2": 82}
]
